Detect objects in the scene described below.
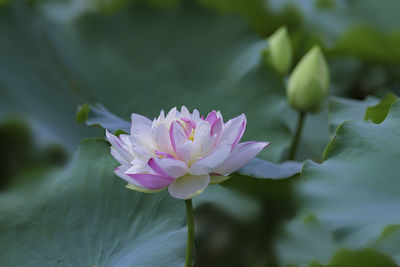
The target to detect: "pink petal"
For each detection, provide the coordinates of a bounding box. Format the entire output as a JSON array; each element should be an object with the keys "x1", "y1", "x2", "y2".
[
  {"x1": 127, "y1": 173, "x2": 174, "y2": 190},
  {"x1": 181, "y1": 118, "x2": 196, "y2": 138},
  {"x1": 220, "y1": 114, "x2": 247, "y2": 150},
  {"x1": 205, "y1": 110, "x2": 218, "y2": 126},
  {"x1": 214, "y1": 141, "x2": 270, "y2": 175},
  {"x1": 210, "y1": 117, "x2": 223, "y2": 141},
  {"x1": 169, "y1": 120, "x2": 187, "y2": 153},
  {"x1": 148, "y1": 157, "x2": 188, "y2": 178}
]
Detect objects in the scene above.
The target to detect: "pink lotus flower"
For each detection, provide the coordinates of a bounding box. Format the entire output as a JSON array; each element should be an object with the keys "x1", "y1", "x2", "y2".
[{"x1": 106, "y1": 107, "x2": 269, "y2": 199}]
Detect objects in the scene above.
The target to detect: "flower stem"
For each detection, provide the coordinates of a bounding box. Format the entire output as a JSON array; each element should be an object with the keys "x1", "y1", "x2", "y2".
[
  {"x1": 288, "y1": 111, "x2": 306, "y2": 160},
  {"x1": 185, "y1": 199, "x2": 195, "y2": 267}
]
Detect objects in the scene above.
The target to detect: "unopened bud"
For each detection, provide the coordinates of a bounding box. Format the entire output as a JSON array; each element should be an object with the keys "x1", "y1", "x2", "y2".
[
  {"x1": 264, "y1": 26, "x2": 292, "y2": 74},
  {"x1": 286, "y1": 46, "x2": 330, "y2": 113}
]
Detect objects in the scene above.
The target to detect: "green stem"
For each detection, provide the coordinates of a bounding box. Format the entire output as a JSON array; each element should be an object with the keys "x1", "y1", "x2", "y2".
[
  {"x1": 288, "y1": 111, "x2": 306, "y2": 160},
  {"x1": 185, "y1": 199, "x2": 195, "y2": 267}
]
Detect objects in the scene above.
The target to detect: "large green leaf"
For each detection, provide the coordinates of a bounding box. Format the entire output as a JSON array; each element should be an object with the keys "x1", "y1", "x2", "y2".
[
  {"x1": 328, "y1": 96, "x2": 378, "y2": 132},
  {"x1": 277, "y1": 218, "x2": 400, "y2": 267},
  {"x1": 300, "y1": 99, "x2": 400, "y2": 245},
  {"x1": 0, "y1": 139, "x2": 187, "y2": 266},
  {"x1": 276, "y1": 100, "x2": 400, "y2": 266}
]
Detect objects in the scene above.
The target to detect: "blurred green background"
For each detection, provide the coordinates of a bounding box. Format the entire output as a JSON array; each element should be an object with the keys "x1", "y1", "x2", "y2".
[{"x1": 1, "y1": 0, "x2": 400, "y2": 266}]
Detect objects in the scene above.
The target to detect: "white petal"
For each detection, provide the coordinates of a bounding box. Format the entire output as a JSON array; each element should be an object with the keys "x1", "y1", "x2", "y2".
[
  {"x1": 165, "y1": 107, "x2": 178, "y2": 127},
  {"x1": 154, "y1": 124, "x2": 174, "y2": 154},
  {"x1": 131, "y1": 113, "x2": 152, "y2": 135},
  {"x1": 106, "y1": 130, "x2": 134, "y2": 163},
  {"x1": 189, "y1": 144, "x2": 231, "y2": 175},
  {"x1": 125, "y1": 158, "x2": 149, "y2": 174},
  {"x1": 180, "y1": 106, "x2": 191, "y2": 118},
  {"x1": 148, "y1": 157, "x2": 188, "y2": 178},
  {"x1": 214, "y1": 141, "x2": 270, "y2": 175},
  {"x1": 191, "y1": 109, "x2": 200, "y2": 122},
  {"x1": 175, "y1": 141, "x2": 194, "y2": 163},
  {"x1": 111, "y1": 147, "x2": 130, "y2": 165},
  {"x1": 192, "y1": 120, "x2": 211, "y2": 154},
  {"x1": 168, "y1": 174, "x2": 210, "y2": 199}
]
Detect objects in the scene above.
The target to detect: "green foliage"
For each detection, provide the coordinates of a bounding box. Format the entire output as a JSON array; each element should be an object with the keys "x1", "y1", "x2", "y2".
[
  {"x1": 1, "y1": 0, "x2": 400, "y2": 266},
  {"x1": 0, "y1": 139, "x2": 187, "y2": 266},
  {"x1": 278, "y1": 101, "x2": 400, "y2": 266},
  {"x1": 365, "y1": 93, "x2": 398, "y2": 123}
]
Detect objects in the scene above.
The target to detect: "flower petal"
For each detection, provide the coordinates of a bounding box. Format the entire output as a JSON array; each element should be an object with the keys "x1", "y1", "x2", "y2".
[
  {"x1": 220, "y1": 114, "x2": 247, "y2": 149},
  {"x1": 125, "y1": 183, "x2": 165, "y2": 193},
  {"x1": 106, "y1": 130, "x2": 133, "y2": 163},
  {"x1": 211, "y1": 117, "x2": 223, "y2": 141},
  {"x1": 148, "y1": 157, "x2": 188, "y2": 178},
  {"x1": 130, "y1": 113, "x2": 152, "y2": 135},
  {"x1": 214, "y1": 141, "x2": 270, "y2": 175},
  {"x1": 127, "y1": 173, "x2": 174, "y2": 190},
  {"x1": 205, "y1": 110, "x2": 218, "y2": 126},
  {"x1": 209, "y1": 174, "x2": 230, "y2": 185},
  {"x1": 170, "y1": 120, "x2": 187, "y2": 153},
  {"x1": 168, "y1": 174, "x2": 210, "y2": 199},
  {"x1": 180, "y1": 106, "x2": 191, "y2": 118},
  {"x1": 154, "y1": 124, "x2": 174, "y2": 154},
  {"x1": 111, "y1": 147, "x2": 129, "y2": 165},
  {"x1": 189, "y1": 144, "x2": 231, "y2": 175}
]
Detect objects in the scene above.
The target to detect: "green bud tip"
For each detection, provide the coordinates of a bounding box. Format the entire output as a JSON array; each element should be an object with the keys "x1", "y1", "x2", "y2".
[
  {"x1": 286, "y1": 46, "x2": 330, "y2": 113},
  {"x1": 266, "y1": 26, "x2": 292, "y2": 74}
]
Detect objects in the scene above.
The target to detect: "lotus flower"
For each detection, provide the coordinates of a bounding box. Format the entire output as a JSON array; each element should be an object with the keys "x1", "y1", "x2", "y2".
[{"x1": 106, "y1": 107, "x2": 269, "y2": 199}]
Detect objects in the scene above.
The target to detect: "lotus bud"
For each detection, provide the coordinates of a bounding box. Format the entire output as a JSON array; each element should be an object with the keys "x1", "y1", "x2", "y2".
[
  {"x1": 286, "y1": 46, "x2": 330, "y2": 113},
  {"x1": 264, "y1": 26, "x2": 292, "y2": 74}
]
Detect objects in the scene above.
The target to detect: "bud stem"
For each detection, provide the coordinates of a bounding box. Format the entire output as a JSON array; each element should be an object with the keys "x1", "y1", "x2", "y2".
[
  {"x1": 185, "y1": 199, "x2": 195, "y2": 267},
  {"x1": 288, "y1": 111, "x2": 306, "y2": 160}
]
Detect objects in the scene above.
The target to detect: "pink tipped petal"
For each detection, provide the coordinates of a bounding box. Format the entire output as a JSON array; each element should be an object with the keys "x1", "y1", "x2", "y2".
[
  {"x1": 131, "y1": 113, "x2": 152, "y2": 135},
  {"x1": 205, "y1": 110, "x2": 218, "y2": 126},
  {"x1": 168, "y1": 174, "x2": 210, "y2": 199},
  {"x1": 148, "y1": 157, "x2": 188, "y2": 178},
  {"x1": 214, "y1": 141, "x2": 270, "y2": 175},
  {"x1": 114, "y1": 165, "x2": 142, "y2": 187},
  {"x1": 148, "y1": 158, "x2": 169, "y2": 176},
  {"x1": 127, "y1": 173, "x2": 174, "y2": 190},
  {"x1": 189, "y1": 144, "x2": 231, "y2": 175},
  {"x1": 220, "y1": 114, "x2": 247, "y2": 149},
  {"x1": 231, "y1": 115, "x2": 247, "y2": 149},
  {"x1": 106, "y1": 130, "x2": 133, "y2": 163},
  {"x1": 170, "y1": 121, "x2": 187, "y2": 153}
]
